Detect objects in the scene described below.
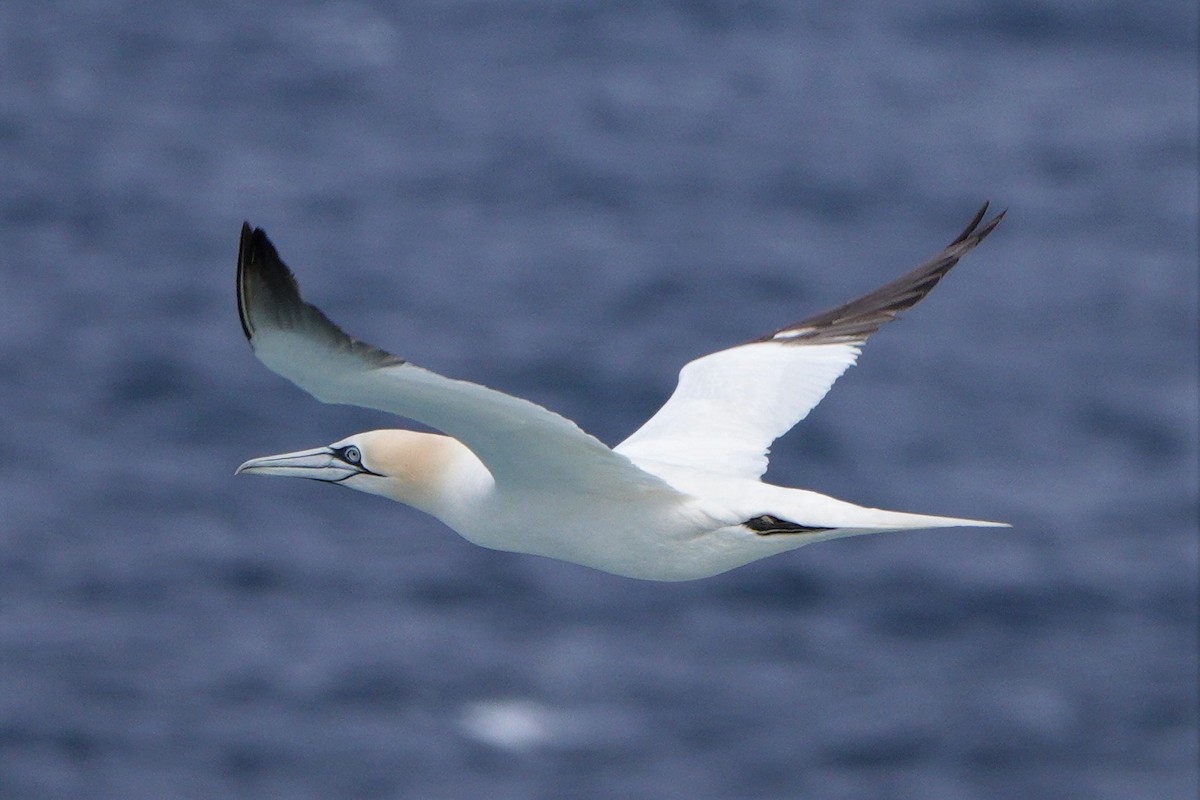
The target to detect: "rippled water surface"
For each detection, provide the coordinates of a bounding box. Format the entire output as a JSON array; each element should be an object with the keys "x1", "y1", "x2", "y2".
[{"x1": 1, "y1": 2, "x2": 1197, "y2": 798}]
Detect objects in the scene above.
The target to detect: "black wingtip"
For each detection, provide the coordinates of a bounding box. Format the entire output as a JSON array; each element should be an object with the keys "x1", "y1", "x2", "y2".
[
  {"x1": 948, "y1": 201, "x2": 1007, "y2": 250},
  {"x1": 234, "y1": 223, "x2": 407, "y2": 370},
  {"x1": 949, "y1": 202, "x2": 990, "y2": 247},
  {"x1": 752, "y1": 202, "x2": 1007, "y2": 346},
  {"x1": 976, "y1": 206, "x2": 1007, "y2": 241},
  {"x1": 237, "y1": 221, "x2": 308, "y2": 343},
  {"x1": 236, "y1": 221, "x2": 255, "y2": 340}
]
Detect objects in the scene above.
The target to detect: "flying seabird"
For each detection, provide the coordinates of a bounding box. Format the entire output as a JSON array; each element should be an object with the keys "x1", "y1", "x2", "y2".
[{"x1": 236, "y1": 204, "x2": 1008, "y2": 581}]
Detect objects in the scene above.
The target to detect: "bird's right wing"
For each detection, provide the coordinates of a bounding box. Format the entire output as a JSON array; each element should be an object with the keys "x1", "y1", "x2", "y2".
[
  {"x1": 615, "y1": 204, "x2": 1005, "y2": 480},
  {"x1": 238, "y1": 224, "x2": 679, "y2": 497}
]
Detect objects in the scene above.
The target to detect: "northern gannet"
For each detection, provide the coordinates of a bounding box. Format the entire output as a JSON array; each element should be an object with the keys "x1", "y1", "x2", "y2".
[{"x1": 236, "y1": 204, "x2": 1008, "y2": 581}]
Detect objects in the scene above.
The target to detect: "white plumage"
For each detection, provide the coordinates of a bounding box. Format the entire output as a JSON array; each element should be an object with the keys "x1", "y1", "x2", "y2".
[{"x1": 236, "y1": 205, "x2": 1008, "y2": 580}]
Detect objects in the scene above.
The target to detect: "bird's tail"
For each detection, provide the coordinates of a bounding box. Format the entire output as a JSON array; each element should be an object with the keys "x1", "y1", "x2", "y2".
[
  {"x1": 763, "y1": 487, "x2": 1010, "y2": 536},
  {"x1": 853, "y1": 509, "x2": 1011, "y2": 531}
]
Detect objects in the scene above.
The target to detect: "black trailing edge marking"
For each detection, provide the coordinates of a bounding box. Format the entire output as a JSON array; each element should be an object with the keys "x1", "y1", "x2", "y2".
[
  {"x1": 237, "y1": 222, "x2": 405, "y2": 369},
  {"x1": 744, "y1": 515, "x2": 835, "y2": 536},
  {"x1": 755, "y1": 202, "x2": 1006, "y2": 346}
]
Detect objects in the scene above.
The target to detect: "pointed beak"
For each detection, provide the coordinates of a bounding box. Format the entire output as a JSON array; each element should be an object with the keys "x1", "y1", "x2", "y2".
[{"x1": 236, "y1": 446, "x2": 360, "y2": 483}]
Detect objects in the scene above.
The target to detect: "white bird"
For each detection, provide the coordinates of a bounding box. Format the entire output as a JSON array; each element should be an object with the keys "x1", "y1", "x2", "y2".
[{"x1": 236, "y1": 204, "x2": 1008, "y2": 581}]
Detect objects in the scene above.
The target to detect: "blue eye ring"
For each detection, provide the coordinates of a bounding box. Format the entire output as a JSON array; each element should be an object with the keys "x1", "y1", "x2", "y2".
[{"x1": 341, "y1": 446, "x2": 361, "y2": 464}]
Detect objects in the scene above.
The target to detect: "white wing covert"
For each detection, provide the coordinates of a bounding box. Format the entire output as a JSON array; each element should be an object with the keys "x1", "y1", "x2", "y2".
[{"x1": 615, "y1": 204, "x2": 1005, "y2": 480}]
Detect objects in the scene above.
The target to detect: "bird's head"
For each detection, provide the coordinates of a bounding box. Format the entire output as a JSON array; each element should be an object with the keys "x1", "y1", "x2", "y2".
[{"x1": 236, "y1": 429, "x2": 484, "y2": 514}]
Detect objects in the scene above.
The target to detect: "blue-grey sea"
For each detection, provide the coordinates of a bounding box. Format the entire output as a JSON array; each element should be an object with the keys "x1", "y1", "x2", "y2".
[{"x1": 1, "y1": 2, "x2": 1197, "y2": 798}]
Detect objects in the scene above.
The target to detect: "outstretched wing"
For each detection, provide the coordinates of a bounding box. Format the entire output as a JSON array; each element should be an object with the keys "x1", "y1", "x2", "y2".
[
  {"x1": 238, "y1": 224, "x2": 678, "y2": 496},
  {"x1": 615, "y1": 204, "x2": 1005, "y2": 480}
]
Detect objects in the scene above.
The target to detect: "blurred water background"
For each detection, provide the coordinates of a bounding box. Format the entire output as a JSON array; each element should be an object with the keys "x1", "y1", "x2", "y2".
[{"x1": 1, "y1": 1, "x2": 1197, "y2": 798}]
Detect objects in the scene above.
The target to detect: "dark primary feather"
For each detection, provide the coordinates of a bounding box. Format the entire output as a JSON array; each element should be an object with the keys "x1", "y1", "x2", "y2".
[
  {"x1": 237, "y1": 223, "x2": 404, "y2": 369},
  {"x1": 755, "y1": 203, "x2": 1006, "y2": 346}
]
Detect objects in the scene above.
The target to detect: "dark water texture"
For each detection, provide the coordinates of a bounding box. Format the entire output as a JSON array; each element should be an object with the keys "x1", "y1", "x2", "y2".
[{"x1": 1, "y1": 2, "x2": 1197, "y2": 798}]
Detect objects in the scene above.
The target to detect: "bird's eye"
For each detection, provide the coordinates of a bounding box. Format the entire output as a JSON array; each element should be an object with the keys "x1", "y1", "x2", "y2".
[{"x1": 341, "y1": 446, "x2": 361, "y2": 464}]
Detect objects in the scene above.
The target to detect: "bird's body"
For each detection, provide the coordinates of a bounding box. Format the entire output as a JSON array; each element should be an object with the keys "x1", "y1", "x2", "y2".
[{"x1": 236, "y1": 205, "x2": 1008, "y2": 580}]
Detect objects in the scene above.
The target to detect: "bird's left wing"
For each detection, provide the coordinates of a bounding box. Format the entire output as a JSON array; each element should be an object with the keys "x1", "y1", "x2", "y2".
[
  {"x1": 238, "y1": 224, "x2": 678, "y2": 496},
  {"x1": 615, "y1": 204, "x2": 1005, "y2": 480}
]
